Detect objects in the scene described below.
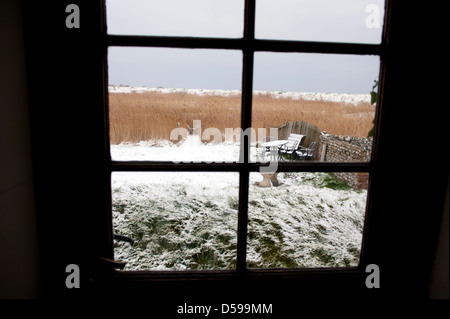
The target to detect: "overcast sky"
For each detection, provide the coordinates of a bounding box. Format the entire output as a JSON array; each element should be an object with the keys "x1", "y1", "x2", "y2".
[{"x1": 106, "y1": 0, "x2": 384, "y2": 94}]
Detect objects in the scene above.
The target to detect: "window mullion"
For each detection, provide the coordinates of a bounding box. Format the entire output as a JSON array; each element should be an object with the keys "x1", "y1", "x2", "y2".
[
  {"x1": 243, "y1": 0, "x2": 256, "y2": 41},
  {"x1": 106, "y1": 35, "x2": 382, "y2": 56},
  {"x1": 109, "y1": 161, "x2": 373, "y2": 172},
  {"x1": 235, "y1": 0, "x2": 256, "y2": 275},
  {"x1": 236, "y1": 171, "x2": 249, "y2": 274}
]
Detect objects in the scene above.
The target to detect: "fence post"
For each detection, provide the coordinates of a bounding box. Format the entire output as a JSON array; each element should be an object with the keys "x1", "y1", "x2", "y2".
[{"x1": 320, "y1": 142, "x2": 327, "y2": 161}]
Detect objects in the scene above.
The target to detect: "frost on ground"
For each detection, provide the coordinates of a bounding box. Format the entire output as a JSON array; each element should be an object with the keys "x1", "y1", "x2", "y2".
[
  {"x1": 247, "y1": 172, "x2": 366, "y2": 268},
  {"x1": 112, "y1": 172, "x2": 240, "y2": 271},
  {"x1": 112, "y1": 170, "x2": 367, "y2": 271}
]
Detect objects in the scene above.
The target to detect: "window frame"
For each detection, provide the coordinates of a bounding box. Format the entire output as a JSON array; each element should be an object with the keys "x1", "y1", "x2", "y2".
[{"x1": 101, "y1": 0, "x2": 390, "y2": 281}]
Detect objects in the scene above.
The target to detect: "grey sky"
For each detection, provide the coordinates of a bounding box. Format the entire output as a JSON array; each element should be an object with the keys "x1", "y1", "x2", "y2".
[{"x1": 106, "y1": 0, "x2": 384, "y2": 94}]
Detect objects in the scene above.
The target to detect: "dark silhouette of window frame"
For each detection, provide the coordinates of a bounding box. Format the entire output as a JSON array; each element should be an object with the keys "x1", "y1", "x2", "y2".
[{"x1": 102, "y1": 0, "x2": 390, "y2": 281}]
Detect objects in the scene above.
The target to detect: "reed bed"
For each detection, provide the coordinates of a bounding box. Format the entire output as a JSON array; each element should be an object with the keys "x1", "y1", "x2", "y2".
[{"x1": 109, "y1": 91, "x2": 375, "y2": 144}]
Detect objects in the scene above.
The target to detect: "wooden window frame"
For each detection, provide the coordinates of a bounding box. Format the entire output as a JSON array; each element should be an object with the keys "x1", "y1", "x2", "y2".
[
  {"x1": 21, "y1": 0, "x2": 447, "y2": 300},
  {"x1": 101, "y1": 0, "x2": 391, "y2": 283}
]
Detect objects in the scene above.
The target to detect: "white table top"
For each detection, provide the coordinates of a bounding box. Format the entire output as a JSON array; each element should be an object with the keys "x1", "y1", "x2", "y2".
[{"x1": 260, "y1": 140, "x2": 289, "y2": 147}]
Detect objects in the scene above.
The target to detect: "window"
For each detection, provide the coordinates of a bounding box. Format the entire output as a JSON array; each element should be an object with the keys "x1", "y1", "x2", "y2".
[
  {"x1": 103, "y1": 0, "x2": 387, "y2": 278},
  {"x1": 21, "y1": 0, "x2": 447, "y2": 301}
]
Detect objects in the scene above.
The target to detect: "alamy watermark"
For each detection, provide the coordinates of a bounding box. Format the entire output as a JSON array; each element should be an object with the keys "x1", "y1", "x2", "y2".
[
  {"x1": 65, "y1": 4, "x2": 80, "y2": 29},
  {"x1": 65, "y1": 4, "x2": 381, "y2": 30},
  {"x1": 365, "y1": 4, "x2": 381, "y2": 29},
  {"x1": 65, "y1": 264, "x2": 80, "y2": 289},
  {"x1": 365, "y1": 264, "x2": 380, "y2": 288}
]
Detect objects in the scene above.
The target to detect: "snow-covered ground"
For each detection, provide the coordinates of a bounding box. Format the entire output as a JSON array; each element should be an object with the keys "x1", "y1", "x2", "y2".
[
  {"x1": 111, "y1": 134, "x2": 266, "y2": 163},
  {"x1": 109, "y1": 85, "x2": 371, "y2": 105},
  {"x1": 111, "y1": 138, "x2": 367, "y2": 270},
  {"x1": 111, "y1": 135, "x2": 244, "y2": 163}
]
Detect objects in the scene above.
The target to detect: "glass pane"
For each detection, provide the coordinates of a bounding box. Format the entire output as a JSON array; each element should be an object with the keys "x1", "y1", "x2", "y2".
[
  {"x1": 108, "y1": 47, "x2": 242, "y2": 162},
  {"x1": 112, "y1": 172, "x2": 239, "y2": 270},
  {"x1": 247, "y1": 172, "x2": 368, "y2": 268},
  {"x1": 252, "y1": 52, "x2": 379, "y2": 162},
  {"x1": 256, "y1": 0, "x2": 385, "y2": 44},
  {"x1": 106, "y1": 0, "x2": 244, "y2": 38}
]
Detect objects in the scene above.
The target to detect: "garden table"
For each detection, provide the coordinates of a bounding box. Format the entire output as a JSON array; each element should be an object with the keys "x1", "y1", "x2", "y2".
[
  {"x1": 260, "y1": 139, "x2": 289, "y2": 148},
  {"x1": 257, "y1": 140, "x2": 288, "y2": 186},
  {"x1": 260, "y1": 140, "x2": 288, "y2": 161}
]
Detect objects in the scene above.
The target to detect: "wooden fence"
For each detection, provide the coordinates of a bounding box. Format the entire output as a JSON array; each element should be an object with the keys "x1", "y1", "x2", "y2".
[{"x1": 276, "y1": 121, "x2": 322, "y2": 158}]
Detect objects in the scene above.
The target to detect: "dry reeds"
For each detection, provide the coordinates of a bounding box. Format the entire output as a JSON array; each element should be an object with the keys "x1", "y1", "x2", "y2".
[
  {"x1": 252, "y1": 92, "x2": 375, "y2": 138},
  {"x1": 108, "y1": 91, "x2": 375, "y2": 144}
]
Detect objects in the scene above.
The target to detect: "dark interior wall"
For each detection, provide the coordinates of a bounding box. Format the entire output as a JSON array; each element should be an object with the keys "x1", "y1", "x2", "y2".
[
  {"x1": 20, "y1": 0, "x2": 109, "y2": 297},
  {"x1": 0, "y1": 0, "x2": 40, "y2": 298},
  {"x1": 429, "y1": 173, "x2": 449, "y2": 299},
  {"x1": 365, "y1": 1, "x2": 449, "y2": 299}
]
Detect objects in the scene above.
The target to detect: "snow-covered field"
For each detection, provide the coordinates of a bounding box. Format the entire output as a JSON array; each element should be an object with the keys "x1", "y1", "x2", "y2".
[
  {"x1": 111, "y1": 136, "x2": 244, "y2": 163},
  {"x1": 111, "y1": 139, "x2": 367, "y2": 270}
]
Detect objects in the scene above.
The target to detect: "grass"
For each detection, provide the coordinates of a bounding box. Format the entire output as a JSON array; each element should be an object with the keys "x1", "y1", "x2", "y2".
[
  {"x1": 316, "y1": 173, "x2": 352, "y2": 191},
  {"x1": 109, "y1": 90, "x2": 375, "y2": 144}
]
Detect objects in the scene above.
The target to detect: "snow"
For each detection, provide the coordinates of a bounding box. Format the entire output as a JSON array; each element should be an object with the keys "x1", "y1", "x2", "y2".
[
  {"x1": 108, "y1": 85, "x2": 370, "y2": 105},
  {"x1": 246, "y1": 172, "x2": 366, "y2": 268},
  {"x1": 112, "y1": 171, "x2": 240, "y2": 270},
  {"x1": 111, "y1": 139, "x2": 367, "y2": 270},
  {"x1": 109, "y1": 85, "x2": 242, "y2": 97},
  {"x1": 111, "y1": 135, "x2": 260, "y2": 163},
  {"x1": 111, "y1": 136, "x2": 241, "y2": 163}
]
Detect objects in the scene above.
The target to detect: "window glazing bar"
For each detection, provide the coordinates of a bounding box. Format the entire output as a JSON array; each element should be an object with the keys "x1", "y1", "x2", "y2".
[
  {"x1": 106, "y1": 35, "x2": 383, "y2": 56},
  {"x1": 110, "y1": 161, "x2": 373, "y2": 172}
]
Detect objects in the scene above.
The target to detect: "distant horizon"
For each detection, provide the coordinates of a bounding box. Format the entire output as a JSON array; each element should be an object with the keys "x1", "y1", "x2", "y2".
[
  {"x1": 108, "y1": 48, "x2": 380, "y2": 95},
  {"x1": 108, "y1": 85, "x2": 372, "y2": 106},
  {"x1": 108, "y1": 84, "x2": 373, "y2": 96}
]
